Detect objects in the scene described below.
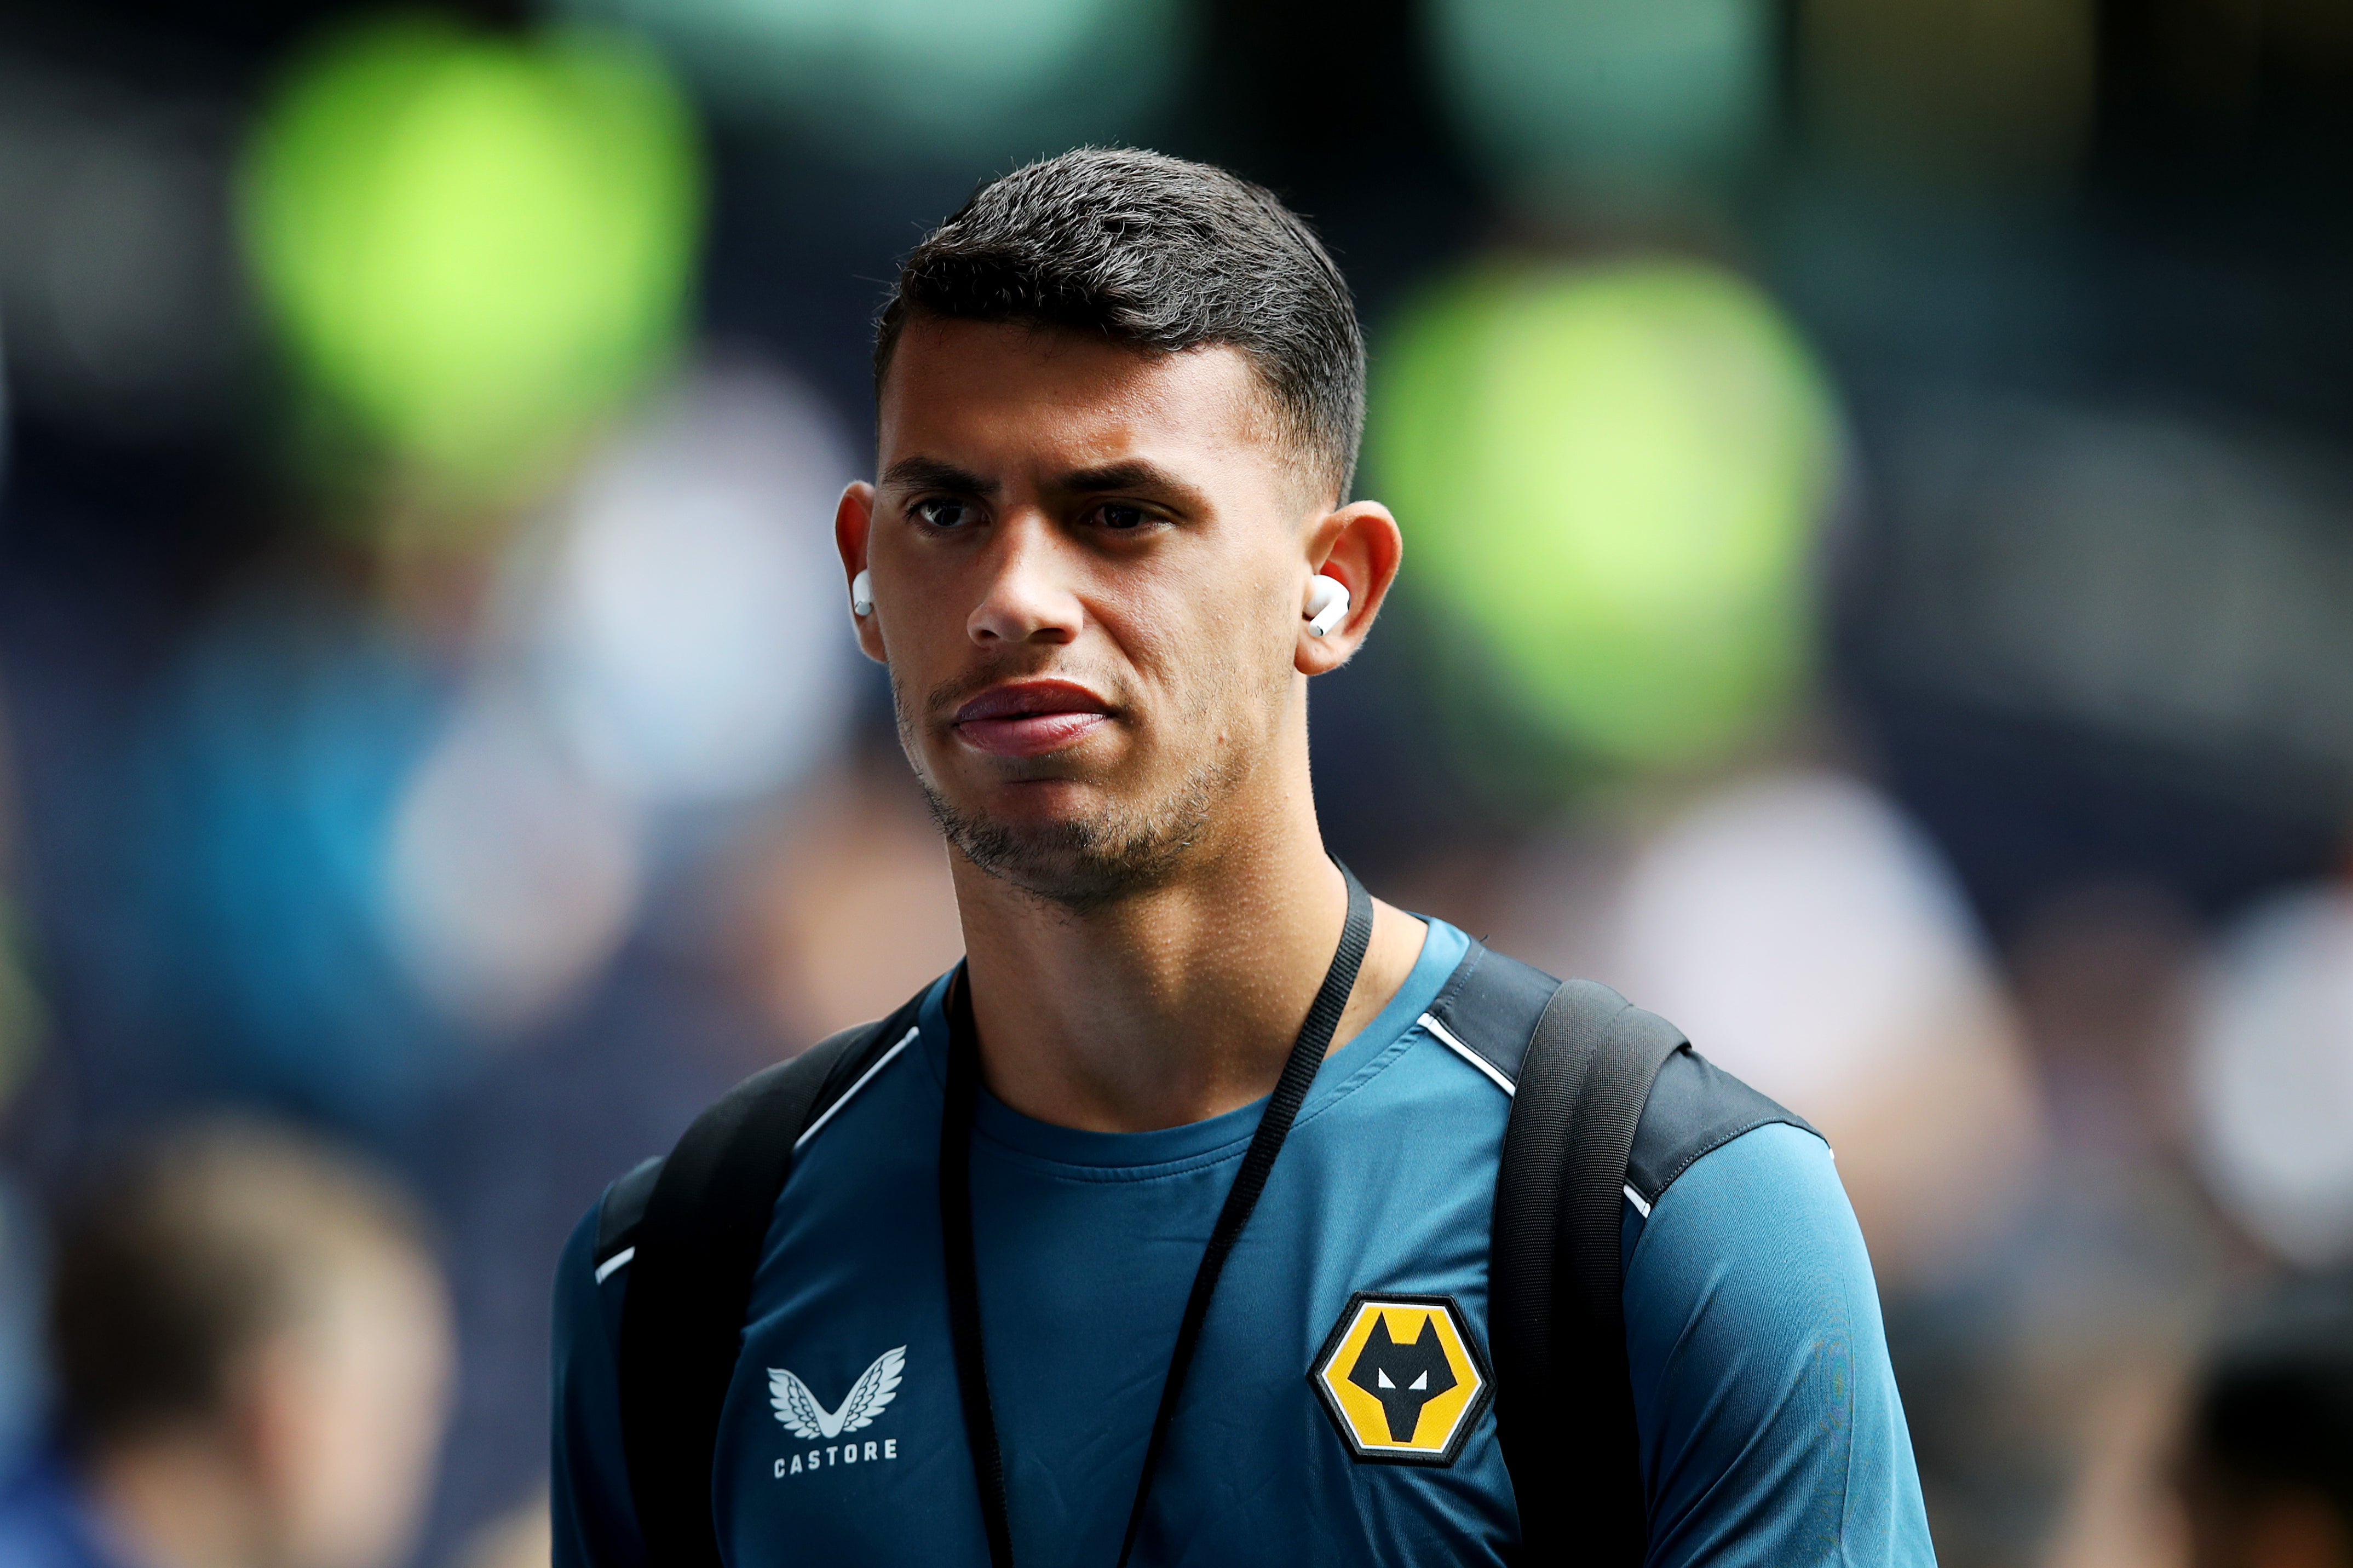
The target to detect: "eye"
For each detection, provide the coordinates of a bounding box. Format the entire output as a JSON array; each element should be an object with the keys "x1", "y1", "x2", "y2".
[
  {"x1": 912, "y1": 497, "x2": 977, "y2": 530},
  {"x1": 1089, "y1": 502, "x2": 1152, "y2": 532}
]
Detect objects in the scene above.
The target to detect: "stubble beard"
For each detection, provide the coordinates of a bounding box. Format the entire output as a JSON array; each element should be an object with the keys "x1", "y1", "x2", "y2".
[{"x1": 895, "y1": 672, "x2": 1258, "y2": 914}]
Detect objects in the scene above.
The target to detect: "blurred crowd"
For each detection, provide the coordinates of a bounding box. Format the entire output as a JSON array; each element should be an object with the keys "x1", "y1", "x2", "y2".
[{"x1": 1, "y1": 1, "x2": 2351, "y2": 1565}]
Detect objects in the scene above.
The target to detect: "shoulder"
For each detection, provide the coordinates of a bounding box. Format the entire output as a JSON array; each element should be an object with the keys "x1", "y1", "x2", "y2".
[
  {"x1": 1626, "y1": 1049, "x2": 1820, "y2": 1216},
  {"x1": 1630, "y1": 1120, "x2": 1846, "y2": 1283},
  {"x1": 1420, "y1": 940, "x2": 1559, "y2": 1090},
  {"x1": 588, "y1": 1155, "x2": 663, "y2": 1281},
  {"x1": 556, "y1": 1160, "x2": 652, "y2": 1347},
  {"x1": 1624, "y1": 1125, "x2": 1934, "y2": 1566},
  {"x1": 571, "y1": 994, "x2": 940, "y2": 1288},
  {"x1": 1425, "y1": 939, "x2": 1820, "y2": 1214}
]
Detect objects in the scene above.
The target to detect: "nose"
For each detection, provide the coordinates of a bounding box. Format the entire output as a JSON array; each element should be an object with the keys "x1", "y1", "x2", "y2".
[{"x1": 966, "y1": 514, "x2": 1083, "y2": 648}]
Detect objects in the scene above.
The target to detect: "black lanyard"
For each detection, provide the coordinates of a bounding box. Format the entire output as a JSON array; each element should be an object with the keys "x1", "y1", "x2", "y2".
[{"x1": 938, "y1": 863, "x2": 1375, "y2": 1568}]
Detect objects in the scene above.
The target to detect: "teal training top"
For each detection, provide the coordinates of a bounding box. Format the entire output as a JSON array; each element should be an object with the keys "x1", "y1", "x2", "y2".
[{"x1": 553, "y1": 921, "x2": 1936, "y2": 1566}]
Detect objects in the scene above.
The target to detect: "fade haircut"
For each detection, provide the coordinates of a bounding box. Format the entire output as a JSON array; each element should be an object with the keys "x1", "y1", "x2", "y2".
[{"x1": 875, "y1": 147, "x2": 1367, "y2": 505}]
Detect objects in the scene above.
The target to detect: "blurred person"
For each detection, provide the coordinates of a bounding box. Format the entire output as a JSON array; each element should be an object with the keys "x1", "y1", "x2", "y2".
[
  {"x1": 0, "y1": 1120, "x2": 453, "y2": 1568},
  {"x1": 1979, "y1": 884, "x2": 2222, "y2": 1568},
  {"x1": 733, "y1": 751, "x2": 966, "y2": 1040},
  {"x1": 556, "y1": 149, "x2": 1931, "y2": 1566},
  {"x1": 2179, "y1": 1273, "x2": 2353, "y2": 1568},
  {"x1": 1496, "y1": 768, "x2": 2045, "y2": 1290}
]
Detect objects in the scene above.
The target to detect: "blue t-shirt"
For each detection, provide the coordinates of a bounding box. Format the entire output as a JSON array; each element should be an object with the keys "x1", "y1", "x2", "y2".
[
  {"x1": 553, "y1": 922, "x2": 1934, "y2": 1566},
  {"x1": 0, "y1": 1453, "x2": 129, "y2": 1568}
]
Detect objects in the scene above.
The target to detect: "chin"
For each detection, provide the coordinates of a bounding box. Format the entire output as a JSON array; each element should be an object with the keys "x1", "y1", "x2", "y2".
[
  {"x1": 918, "y1": 774, "x2": 1202, "y2": 910},
  {"x1": 983, "y1": 772, "x2": 1106, "y2": 816},
  {"x1": 935, "y1": 747, "x2": 1118, "y2": 818}
]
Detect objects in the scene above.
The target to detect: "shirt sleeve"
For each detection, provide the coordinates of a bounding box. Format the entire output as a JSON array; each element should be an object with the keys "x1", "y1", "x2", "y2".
[
  {"x1": 1621, "y1": 1123, "x2": 1937, "y2": 1568},
  {"x1": 552, "y1": 1199, "x2": 648, "y2": 1568}
]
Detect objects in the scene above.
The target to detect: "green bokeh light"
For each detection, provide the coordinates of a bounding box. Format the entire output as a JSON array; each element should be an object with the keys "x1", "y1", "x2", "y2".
[
  {"x1": 1372, "y1": 261, "x2": 1840, "y2": 770},
  {"x1": 557, "y1": 0, "x2": 1182, "y2": 163},
  {"x1": 241, "y1": 18, "x2": 701, "y2": 499}
]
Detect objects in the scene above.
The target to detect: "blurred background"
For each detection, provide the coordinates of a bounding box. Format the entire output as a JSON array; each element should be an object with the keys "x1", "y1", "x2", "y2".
[{"x1": 0, "y1": 0, "x2": 2349, "y2": 1564}]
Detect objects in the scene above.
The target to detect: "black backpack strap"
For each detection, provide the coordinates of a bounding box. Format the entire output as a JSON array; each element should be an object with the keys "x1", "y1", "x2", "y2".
[
  {"x1": 613, "y1": 989, "x2": 929, "y2": 1568},
  {"x1": 1492, "y1": 979, "x2": 1687, "y2": 1566}
]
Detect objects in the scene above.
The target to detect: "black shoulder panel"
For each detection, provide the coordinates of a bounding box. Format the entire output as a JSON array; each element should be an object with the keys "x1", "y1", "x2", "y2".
[
  {"x1": 588, "y1": 1011, "x2": 916, "y2": 1269},
  {"x1": 1424, "y1": 942, "x2": 1560, "y2": 1088},
  {"x1": 1624, "y1": 1049, "x2": 1821, "y2": 1209},
  {"x1": 596, "y1": 1155, "x2": 664, "y2": 1263}
]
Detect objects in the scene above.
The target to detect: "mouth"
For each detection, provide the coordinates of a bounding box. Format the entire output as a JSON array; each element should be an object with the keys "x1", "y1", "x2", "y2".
[{"x1": 951, "y1": 679, "x2": 1115, "y2": 759}]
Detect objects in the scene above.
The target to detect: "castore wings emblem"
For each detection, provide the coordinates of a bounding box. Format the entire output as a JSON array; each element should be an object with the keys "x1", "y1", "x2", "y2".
[{"x1": 768, "y1": 1347, "x2": 906, "y2": 1441}]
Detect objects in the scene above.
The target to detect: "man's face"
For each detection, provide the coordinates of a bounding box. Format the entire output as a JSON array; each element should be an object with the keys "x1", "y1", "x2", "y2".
[{"x1": 845, "y1": 317, "x2": 1324, "y2": 907}]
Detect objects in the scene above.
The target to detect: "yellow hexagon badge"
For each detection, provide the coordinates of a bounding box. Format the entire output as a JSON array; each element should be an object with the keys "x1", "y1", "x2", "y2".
[{"x1": 1310, "y1": 1292, "x2": 1492, "y2": 1465}]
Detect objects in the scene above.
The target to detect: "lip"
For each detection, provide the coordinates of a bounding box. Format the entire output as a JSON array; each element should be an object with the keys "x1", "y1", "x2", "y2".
[{"x1": 951, "y1": 679, "x2": 1114, "y2": 759}]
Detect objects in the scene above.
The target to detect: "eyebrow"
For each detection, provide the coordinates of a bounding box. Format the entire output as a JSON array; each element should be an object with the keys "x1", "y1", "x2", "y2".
[
  {"x1": 1055, "y1": 460, "x2": 1182, "y2": 496},
  {"x1": 881, "y1": 456, "x2": 998, "y2": 498},
  {"x1": 881, "y1": 455, "x2": 1207, "y2": 512}
]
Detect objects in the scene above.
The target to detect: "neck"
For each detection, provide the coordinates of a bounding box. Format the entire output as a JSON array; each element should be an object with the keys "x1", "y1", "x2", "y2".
[
  {"x1": 954, "y1": 783, "x2": 1426, "y2": 1134},
  {"x1": 85, "y1": 1431, "x2": 273, "y2": 1568}
]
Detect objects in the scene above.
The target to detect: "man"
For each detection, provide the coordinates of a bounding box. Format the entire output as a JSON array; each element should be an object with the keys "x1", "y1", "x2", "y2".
[
  {"x1": 0, "y1": 1119, "x2": 453, "y2": 1568},
  {"x1": 554, "y1": 147, "x2": 1934, "y2": 1565}
]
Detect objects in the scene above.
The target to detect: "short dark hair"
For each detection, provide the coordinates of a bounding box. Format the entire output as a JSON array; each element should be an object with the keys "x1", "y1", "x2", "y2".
[
  {"x1": 875, "y1": 147, "x2": 1366, "y2": 504},
  {"x1": 48, "y1": 1119, "x2": 433, "y2": 1453}
]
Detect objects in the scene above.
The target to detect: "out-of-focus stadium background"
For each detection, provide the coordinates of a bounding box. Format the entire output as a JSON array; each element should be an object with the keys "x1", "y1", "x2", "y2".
[{"x1": 1, "y1": 0, "x2": 2350, "y2": 1563}]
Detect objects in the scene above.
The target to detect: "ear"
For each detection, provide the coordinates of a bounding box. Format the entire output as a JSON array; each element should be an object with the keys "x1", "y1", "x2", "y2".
[
  {"x1": 1296, "y1": 500, "x2": 1403, "y2": 675},
  {"x1": 835, "y1": 481, "x2": 887, "y2": 665}
]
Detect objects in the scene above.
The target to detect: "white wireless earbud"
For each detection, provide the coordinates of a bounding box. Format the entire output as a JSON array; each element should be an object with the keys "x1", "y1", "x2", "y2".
[
  {"x1": 1305, "y1": 573, "x2": 1350, "y2": 637},
  {"x1": 850, "y1": 568, "x2": 875, "y2": 617}
]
